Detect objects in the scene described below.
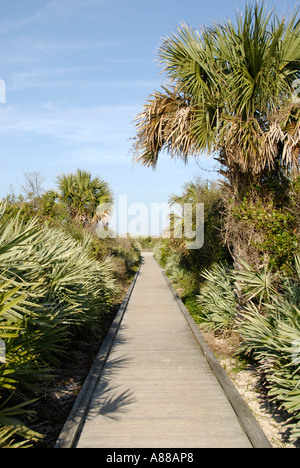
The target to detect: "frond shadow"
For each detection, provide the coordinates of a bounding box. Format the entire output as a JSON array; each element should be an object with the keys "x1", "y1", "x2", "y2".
[{"x1": 84, "y1": 355, "x2": 136, "y2": 422}]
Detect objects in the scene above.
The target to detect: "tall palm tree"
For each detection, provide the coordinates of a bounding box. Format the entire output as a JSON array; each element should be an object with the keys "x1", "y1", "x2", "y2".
[
  {"x1": 55, "y1": 169, "x2": 114, "y2": 225},
  {"x1": 133, "y1": 2, "x2": 300, "y2": 198}
]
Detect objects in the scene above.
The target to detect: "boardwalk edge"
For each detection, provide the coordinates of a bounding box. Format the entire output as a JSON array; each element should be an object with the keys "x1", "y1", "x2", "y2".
[
  {"x1": 157, "y1": 260, "x2": 272, "y2": 449},
  {"x1": 54, "y1": 263, "x2": 141, "y2": 449}
]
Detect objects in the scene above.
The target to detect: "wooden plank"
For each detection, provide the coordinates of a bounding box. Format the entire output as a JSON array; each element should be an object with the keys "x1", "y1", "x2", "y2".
[
  {"x1": 160, "y1": 264, "x2": 272, "y2": 449},
  {"x1": 54, "y1": 264, "x2": 141, "y2": 449},
  {"x1": 57, "y1": 252, "x2": 271, "y2": 449}
]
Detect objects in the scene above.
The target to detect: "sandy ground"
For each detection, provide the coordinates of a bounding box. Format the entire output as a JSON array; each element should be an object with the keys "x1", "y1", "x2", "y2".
[{"x1": 199, "y1": 328, "x2": 299, "y2": 449}]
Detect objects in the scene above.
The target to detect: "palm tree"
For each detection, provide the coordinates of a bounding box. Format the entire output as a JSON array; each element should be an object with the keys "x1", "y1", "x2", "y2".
[
  {"x1": 132, "y1": 2, "x2": 300, "y2": 199},
  {"x1": 55, "y1": 169, "x2": 114, "y2": 226}
]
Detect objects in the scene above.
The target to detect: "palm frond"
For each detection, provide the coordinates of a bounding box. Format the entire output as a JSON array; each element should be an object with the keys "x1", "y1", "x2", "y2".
[
  {"x1": 132, "y1": 86, "x2": 199, "y2": 167},
  {"x1": 132, "y1": 3, "x2": 300, "y2": 181}
]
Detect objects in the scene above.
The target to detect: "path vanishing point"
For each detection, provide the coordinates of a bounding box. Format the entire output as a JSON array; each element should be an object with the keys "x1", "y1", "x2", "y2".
[{"x1": 56, "y1": 252, "x2": 271, "y2": 449}]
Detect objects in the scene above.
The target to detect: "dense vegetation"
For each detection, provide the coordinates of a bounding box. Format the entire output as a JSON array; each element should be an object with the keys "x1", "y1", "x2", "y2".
[
  {"x1": 0, "y1": 170, "x2": 141, "y2": 448},
  {"x1": 134, "y1": 2, "x2": 300, "y2": 443}
]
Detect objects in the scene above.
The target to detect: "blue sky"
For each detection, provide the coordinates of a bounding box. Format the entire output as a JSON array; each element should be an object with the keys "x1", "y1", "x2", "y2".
[{"x1": 0, "y1": 0, "x2": 298, "y2": 234}]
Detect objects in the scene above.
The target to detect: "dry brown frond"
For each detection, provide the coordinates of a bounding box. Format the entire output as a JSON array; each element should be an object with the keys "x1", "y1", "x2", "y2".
[
  {"x1": 217, "y1": 106, "x2": 300, "y2": 180},
  {"x1": 132, "y1": 87, "x2": 199, "y2": 167},
  {"x1": 263, "y1": 121, "x2": 300, "y2": 172},
  {"x1": 263, "y1": 103, "x2": 300, "y2": 171}
]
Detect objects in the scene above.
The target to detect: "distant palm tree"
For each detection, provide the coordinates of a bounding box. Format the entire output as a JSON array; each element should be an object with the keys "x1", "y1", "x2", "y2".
[
  {"x1": 133, "y1": 3, "x2": 300, "y2": 198},
  {"x1": 55, "y1": 169, "x2": 114, "y2": 226}
]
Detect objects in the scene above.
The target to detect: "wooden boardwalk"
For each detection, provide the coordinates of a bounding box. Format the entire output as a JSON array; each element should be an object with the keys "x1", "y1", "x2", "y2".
[{"x1": 56, "y1": 252, "x2": 271, "y2": 449}]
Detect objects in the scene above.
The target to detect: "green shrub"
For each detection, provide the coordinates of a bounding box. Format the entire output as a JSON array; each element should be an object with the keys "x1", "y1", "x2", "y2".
[
  {"x1": 237, "y1": 257, "x2": 300, "y2": 440},
  {"x1": 0, "y1": 204, "x2": 118, "y2": 447},
  {"x1": 196, "y1": 263, "x2": 237, "y2": 332},
  {"x1": 231, "y1": 198, "x2": 299, "y2": 274},
  {"x1": 193, "y1": 255, "x2": 300, "y2": 440}
]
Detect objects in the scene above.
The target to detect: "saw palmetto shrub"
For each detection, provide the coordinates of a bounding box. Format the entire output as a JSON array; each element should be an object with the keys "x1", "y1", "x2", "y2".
[
  {"x1": 196, "y1": 263, "x2": 237, "y2": 333},
  {"x1": 237, "y1": 256, "x2": 300, "y2": 441},
  {"x1": 195, "y1": 254, "x2": 300, "y2": 441},
  {"x1": 0, "y1": 204, "x2": 117, "y2": 447}
]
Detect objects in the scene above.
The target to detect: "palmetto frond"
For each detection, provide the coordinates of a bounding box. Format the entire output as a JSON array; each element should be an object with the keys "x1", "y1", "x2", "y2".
[
  {"x1": 132, "y1": 86, "x2": 199, "y2": 167},
  {"x1": 133, "y1": 3, "x2": 300, "y2": 180},
  {"x1": 55, "y1": 169, "x2": 114, "y2": 224},
  {"x1": 0, "y1": 203, "x2": 119, "y2": 447}
]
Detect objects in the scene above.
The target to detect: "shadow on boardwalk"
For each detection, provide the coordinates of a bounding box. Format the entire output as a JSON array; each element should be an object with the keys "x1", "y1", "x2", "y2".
[
  {"x1": 83, "y1": 356, "x2": 136, "y2": 422},
  {"x1": 56, "y1": 252, "x2": 271, "y2": 449}
]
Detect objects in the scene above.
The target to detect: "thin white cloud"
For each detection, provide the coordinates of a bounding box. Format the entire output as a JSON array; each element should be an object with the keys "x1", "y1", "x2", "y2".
[
  {"x1": 1, "y1": 35, "x2": 120, "y2": 72},
  {"x1": 0, "y1": 0, "x2": 120, "y2": 35},
  {"x1": 9, "y1": 65, "x2": 159, "y2": 92},
  {"x1": 82, "y1": 80, "x2": 161, "y2": 89},
  {"x1": 37, "y1": 0, "x2": 123, "y2": 20},
  {"x1": 23, "y1": 38, "x2": 118, "y2": 53},
  {"x1": 0, "y1": 103, "x2": 137, "y2": 146},
  {"x1": 10, "y1": 67, "x2": 79, "y2": 91},
  {"x1": 3, "y1": 36, "x2": 118, "y2": 58}
]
